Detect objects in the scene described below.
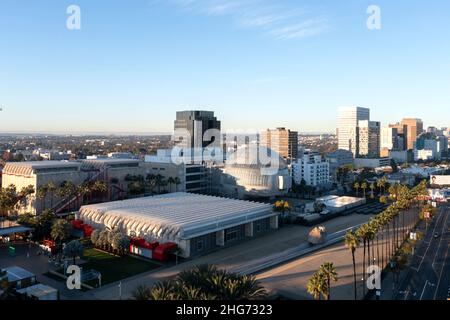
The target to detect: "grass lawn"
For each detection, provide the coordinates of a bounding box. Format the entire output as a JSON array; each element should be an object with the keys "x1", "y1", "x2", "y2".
[{"x1": 80, "y1": 248, "x2": 161, "y2": 286}]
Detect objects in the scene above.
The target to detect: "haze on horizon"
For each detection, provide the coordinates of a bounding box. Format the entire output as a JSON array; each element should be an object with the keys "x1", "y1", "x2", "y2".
[{"x1": 1, "y1": 1, "x2": 449, "y2": 134}]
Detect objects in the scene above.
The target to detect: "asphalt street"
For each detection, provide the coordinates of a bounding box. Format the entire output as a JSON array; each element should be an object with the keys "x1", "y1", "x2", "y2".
[{"x1": 394, "y1": 204, "x2": 450, "y2": 300}]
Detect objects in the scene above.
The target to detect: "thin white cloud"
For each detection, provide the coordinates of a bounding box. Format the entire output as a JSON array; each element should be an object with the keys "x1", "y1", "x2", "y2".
[{"x1": 167, "y1": 0, "x2": 328, "y2": 40}]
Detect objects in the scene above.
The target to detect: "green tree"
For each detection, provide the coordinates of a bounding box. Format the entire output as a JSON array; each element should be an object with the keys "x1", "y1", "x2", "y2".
[
  {"x1": 361, "y1": 182, "x2": 368, "y2": 198},
  {"x1": 174, "y1": 177, "x2": 182, "y2": 192},
  {"x1": 51, "y1": 219, "x2": 71, "y2": 246},
  {"x1": 132, "y1": 285, "x2": 152, "y2": 300},
  {"x1": 354, "y1": 182, "x2": 360, "y2": 197},
  {"x1": 46, "y1": 182, "x2": 57, "y2": 208},
  {"x1": 319, "y1": 262, "x2": 338, "y2": 300},
  {"x1": 307, "y1": 271, "x2": 326, "y2": 300},
  {"x1": 36, "y1": 186, "x2": 48, "y2": 212},
  {"x1": 64, "y1": 240, "x2": 84, "y2": 265},
  {"x1": 143, "y1": 265, "x2": 267, "y2": 300},
  {"x1": 167, "y1": 177, "x2": 175, "y2": 193}
]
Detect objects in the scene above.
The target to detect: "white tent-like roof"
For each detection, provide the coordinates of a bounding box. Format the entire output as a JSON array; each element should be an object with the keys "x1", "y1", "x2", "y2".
[{"x1": 79, "y1": 193, "x2": 274, "y2": 242}]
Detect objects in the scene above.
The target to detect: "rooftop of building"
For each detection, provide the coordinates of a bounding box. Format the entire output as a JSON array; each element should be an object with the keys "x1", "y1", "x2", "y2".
[
  {"x1": 2, "y1": 161, "x2": 81, "y2": 176},
  {"x1": 16, "y1": 284, "x2": 58, "y2": 298},
  {"x1": 1, "y1": 266, "x2": 36, "y2": 282},
  {"x1": 79, "y1": 192, "x2": 274, "y2": 241}
]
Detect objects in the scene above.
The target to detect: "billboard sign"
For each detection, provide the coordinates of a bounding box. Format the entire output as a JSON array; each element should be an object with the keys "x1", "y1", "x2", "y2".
[{"x1": 430, "y1": 175, "x2": 450, "y2": 186}]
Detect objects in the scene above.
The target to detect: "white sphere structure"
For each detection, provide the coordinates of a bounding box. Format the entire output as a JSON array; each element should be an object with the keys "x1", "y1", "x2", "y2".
[{"x1": 221, "y1": 145, "x2": 291, "y2": 199}]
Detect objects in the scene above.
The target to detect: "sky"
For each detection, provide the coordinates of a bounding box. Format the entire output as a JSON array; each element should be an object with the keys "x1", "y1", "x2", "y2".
[{"x1": 0, "y1": 0, "x2": 449, "y2": 134}]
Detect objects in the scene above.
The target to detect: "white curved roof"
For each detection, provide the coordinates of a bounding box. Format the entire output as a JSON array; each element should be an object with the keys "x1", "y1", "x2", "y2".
[{"x1": 79, "y1": 193, "x2": 274, "y2": 242}]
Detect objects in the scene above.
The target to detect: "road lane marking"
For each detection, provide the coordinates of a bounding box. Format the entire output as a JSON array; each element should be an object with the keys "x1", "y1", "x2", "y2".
[
  {"x1": 433, "y1": 212, "x2": 450, "y2": 300},
  {"x1": 420, "y1": 280, "x2": 429, "y2": 300}
]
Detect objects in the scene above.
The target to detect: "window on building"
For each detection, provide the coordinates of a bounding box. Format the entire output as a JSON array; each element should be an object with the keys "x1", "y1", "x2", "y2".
[
  {"x1": 225, "y1": 230, "x2": 238, "y2": 242},
  {"x1": 196, "y1": 240, "x2": 204, "y2": 252}
]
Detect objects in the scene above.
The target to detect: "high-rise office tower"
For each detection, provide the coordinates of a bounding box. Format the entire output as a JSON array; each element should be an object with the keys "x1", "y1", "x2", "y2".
[
  {"x1": 400, "y1": 118, "x2": 424, "y2": 150},
  {"x1": 337, "y1": 106, "x2": 370, "y2": 157},
  {"x1": 389, "y1": 123, "x2": 408, "y2": 150},
  {"x1": 358, "y1": 120, "x2": 381, "y2": 158},
  {"x1": 380, "y1": 127, "x2": 399, "y2": 157},
  {"x1": 174, "y1": 110, "x2": 221, "y2": 163},
  {"x1": 260, "y1": 128, "x2": 298, "y2": 161}
]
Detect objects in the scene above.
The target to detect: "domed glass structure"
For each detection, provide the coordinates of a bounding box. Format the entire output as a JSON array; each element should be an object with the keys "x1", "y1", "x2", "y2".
[{"x1": 220, "y1": 145, "x2": 291, "y2": 199}]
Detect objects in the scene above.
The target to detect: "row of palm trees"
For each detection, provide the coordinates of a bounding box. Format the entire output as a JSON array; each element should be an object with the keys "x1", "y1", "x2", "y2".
[
  {"x1": 307, "y1": 262, "x2": 339, "y2": 300},
  {"x1": 126, "y1": 174, "x2": 182, "y2": 196},
  {"x1": 344, "y1": 180, "x2": 430, "y2": 300},
  {"x1": 353, "y1": 176, "x2": 388, "y2": 198},
  {"x1": 36, "y1": 180, "x2": 108, "y2": 212}
]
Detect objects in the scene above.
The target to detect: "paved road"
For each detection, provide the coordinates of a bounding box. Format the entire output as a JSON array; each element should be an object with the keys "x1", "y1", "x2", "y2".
[{"x1": 394, "y1": 204, "x2": 450, "y2": 300}]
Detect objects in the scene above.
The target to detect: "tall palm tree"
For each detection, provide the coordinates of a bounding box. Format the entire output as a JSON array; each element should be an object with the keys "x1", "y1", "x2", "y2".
[
  {"x1": 36, "y1": 186, "x2": 48, "y2": 212},
  {"x1": 307, "y1": 272, "x2": 325, "y2": 300},
  {"x1": 319, "y1": 262, "x2": 338, "y2": 300},
  {"x1": 377, "y1": 176, "x2": 387, "y2": 195},
  {"x1": 167, "y1": 177, "x2": 175, "y2": 193},
  {"x1": 93, "y1": 180, "x2": 108, "y2": 202},
  {"x1": 174, "y1": 177, "x2": 181, "y2": 192},
  {"x1": 345, "y1": 231, "x2": 360, "y2": 300},
  {"x1": 370, "y1": 183, "x2": 375, "y2": 199},
  {"x1": 354, "y1": 182, "x2": 360, "y2": 197},
  {"x1": 356, "y1": 225, "x2": 367, "y2": 295},
  {"x1": 361, "y1": 182, "x2": 368, "y2": 198},
  {"x1": 51, "y1": 219, "x2": 71, "y2": 252},
  {"x1": 155, "y1": 174, "x2": 164, "y2": 194},
  {"x1": 46, "y1": 182, "x2": 57, "y2": 208}
]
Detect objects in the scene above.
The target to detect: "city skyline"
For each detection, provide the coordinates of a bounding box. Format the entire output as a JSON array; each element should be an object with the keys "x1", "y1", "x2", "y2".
[
  {"x1": 1, "y1": 1, "x2": 450, "y2": 133},
  {"x1": 0, "y1": 106, "x2": 447, "y2": 136}
]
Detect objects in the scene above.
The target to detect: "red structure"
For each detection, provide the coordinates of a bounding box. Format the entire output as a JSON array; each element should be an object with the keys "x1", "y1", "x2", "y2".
[
  {"x1": 71, "y1": 220, "x2": 93, "y2": 238},
  {"x1": 41, "y1": 239, "x2": 57, "y2": 254},
  {"x1": 152, "y1": 242, "x2": 178, "y2": 262}
]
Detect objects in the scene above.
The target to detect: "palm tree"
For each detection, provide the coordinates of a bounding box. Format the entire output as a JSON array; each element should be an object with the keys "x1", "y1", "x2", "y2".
[
  {"x1": 377, "y1": 177, "x2": 386, "y2": 196},
  {"x1": 174, "y1": 177, "x2": 181, "y2": 192},
  {"x1": 345, "y1": 231, "x2": 360, "y2": 300},
  {"x1": 354, "y1": 182, "x2": 360, "y2": 197},
  {"x1": 370, "y1": 183, "x2": 375, "y2": 199},
  {"x1": 46, "y1": 182, "x2": 57, "y2": 208},
  {"x1": 149, "y1": 281, "x2": 177, "y2": 300},
  {"x1": 356, "y1": 224, "x2": 369, "y2": 296},
  {"x1": 146, "y1": 265, "x2": 267, "y2": 300},
  {"x1": 167, "y1": 177, "x2": 175, "y2": 193},
  {"x1": 51, "y1": 219, "x2": 71, "y2": 248},
  {"x1": 132, "y1": 285, "x2": 152, "y2": 300},
  {"x1": 36, "y1": 186, "x2": 48, "y2": 212},
  {"x1": 361, "y1": 182, "x2": 368, "y2": 198},
  {"x1": 154, "y1": 174, "x2": 164, "y2": 194},
  {"x1": 307, "y1": 272, "x2": 326, "y2": 300},
  {"x1": 319, "y1": 262, "x2": 338, "y2": 300},
  {"x1": 92, "y1": 180, "x2": 108, "y2": 202}
]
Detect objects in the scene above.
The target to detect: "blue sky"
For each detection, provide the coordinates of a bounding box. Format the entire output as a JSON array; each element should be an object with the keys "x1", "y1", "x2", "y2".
[{"x1": 0, "y1": 0, "x2": 449, "y2": 134}]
